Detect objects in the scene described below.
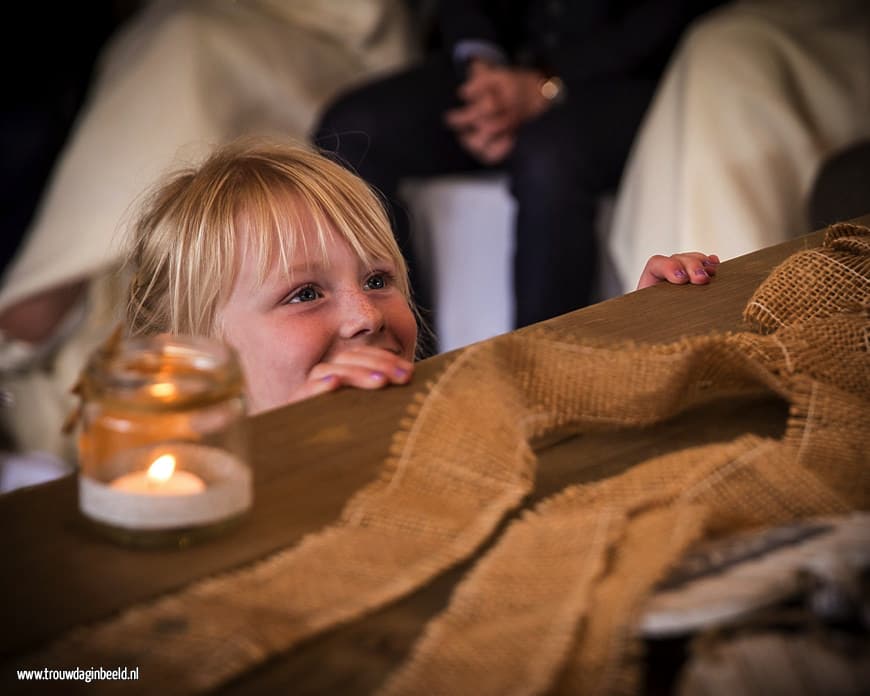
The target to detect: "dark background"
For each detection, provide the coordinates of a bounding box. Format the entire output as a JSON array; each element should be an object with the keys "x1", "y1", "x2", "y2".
[{"x1": 0, "y1": 2, "x2": 146, "y2": 276}]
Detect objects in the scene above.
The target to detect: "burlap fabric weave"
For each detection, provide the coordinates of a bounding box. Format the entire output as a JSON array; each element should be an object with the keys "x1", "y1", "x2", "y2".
[
  {"x1": 14, "y1": 225, "x2": 869, "y2": 695},
  {"x1": 744, "y1": 221, "x2": 870, "y2": 333}
]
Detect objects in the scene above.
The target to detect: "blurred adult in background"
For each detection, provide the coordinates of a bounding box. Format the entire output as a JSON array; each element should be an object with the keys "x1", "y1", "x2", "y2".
[
  {"x1": 0, "y1": 0, "x2": 414, "y2": 475},
  {"x1": 608, "y1": 0, "x2": 870, "y2": 291},
  {"x1": 315, "y1": 0, "x2": 724, "y2": 332}
]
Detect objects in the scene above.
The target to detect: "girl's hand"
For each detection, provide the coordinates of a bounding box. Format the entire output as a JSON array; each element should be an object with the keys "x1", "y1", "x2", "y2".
[
  {"x1": 637, "y1": 253, "x2": 720, "y2": 290},
  {"x1": 290, "y1": 346, "x2": 414, "y2": 402}
]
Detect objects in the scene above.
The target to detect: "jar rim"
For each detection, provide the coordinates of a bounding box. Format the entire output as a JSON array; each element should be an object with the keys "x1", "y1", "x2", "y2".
[{"x1": 82, "y1": 334, "x2": 244, "y2": 411}]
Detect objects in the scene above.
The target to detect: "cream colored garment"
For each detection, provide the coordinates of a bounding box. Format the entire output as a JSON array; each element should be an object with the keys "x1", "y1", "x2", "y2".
[
  {"x1": 609, "y1": 0, "x2": 870, "y2": 292},
  {"x1": 0, "y1": 0, "x2": 413, "y2": 459}
]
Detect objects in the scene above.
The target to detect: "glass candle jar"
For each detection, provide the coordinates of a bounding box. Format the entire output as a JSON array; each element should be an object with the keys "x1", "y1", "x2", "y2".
[{"x1": 77, "y1": 334, "x2": 251, "y2": 548}]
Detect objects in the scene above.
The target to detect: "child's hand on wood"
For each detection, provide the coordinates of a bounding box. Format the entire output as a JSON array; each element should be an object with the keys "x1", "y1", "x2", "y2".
[
  {"x1": 291, "y1": 346, "x2": 415, "y2": 401},
  {"x1": 637, "y1": 253, "x2": 720, "y2": 290}
]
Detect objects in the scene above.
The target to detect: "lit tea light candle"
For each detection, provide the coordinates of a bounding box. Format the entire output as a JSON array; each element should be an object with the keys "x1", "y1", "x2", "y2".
[
  {"x1": 110, "y1": 453, "x2": 206, "y2": 495},
  {"x1": 80, "y1": 442, "x2": 251, "y2": 535},
  {"x1": 149, "y1": 382, "x2": 178, "y2": 399},
  {"x1": 76, "y1": 334, "x2": 250, "y2": 546}
]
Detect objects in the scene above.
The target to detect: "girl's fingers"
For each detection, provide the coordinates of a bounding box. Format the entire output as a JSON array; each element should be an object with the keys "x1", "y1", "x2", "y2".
[
  {"x1": 323, "y1": 347, "x2": 413, "y2": 381},
  {"x1": 672, "y1": 253, "x2": 720, "y2": 285},
  {"x1": 674, "y1": 254, "x2": 710, "y2": 285},
  {"x1": 308, "y1": 362, "x2": 407, "y2": 391},
  {"x1": 307, "y1": 346, "x2": 414, "y2": 392},
  {"x1": 637, "y1": 253, "x2": 720, "y2": 289},
  {"x1": 288, "y1": 373, "x2": 342, "y2": 403},
  {"x1": 637, "y1": 254, "x2": 689, "y2": 289},
  {"x1": 702, "y1": 254, "x2": 720, "y2": 276}
]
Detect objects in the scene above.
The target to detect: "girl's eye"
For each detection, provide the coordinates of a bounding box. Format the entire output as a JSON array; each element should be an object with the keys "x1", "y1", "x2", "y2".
[
  {"x1": 285, "y1": 285, "x2": 321, "y2": 304},
  {"x1": 364, "y1": 272, "x2": 390, "y2": 291}
]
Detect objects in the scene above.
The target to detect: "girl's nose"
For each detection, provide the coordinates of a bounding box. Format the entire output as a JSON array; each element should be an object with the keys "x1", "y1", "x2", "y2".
[{"x1": 338, "y1": 289, "x2": 385, "y2": 339}]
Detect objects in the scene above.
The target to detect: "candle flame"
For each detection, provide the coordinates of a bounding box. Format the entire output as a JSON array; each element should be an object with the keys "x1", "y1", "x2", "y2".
[
  {"x1": 147, "y1": 454, "x2": 176, "y2": 483},
  {"x1": 149, "y1": 382, "x2": 177, "y2": 398}
]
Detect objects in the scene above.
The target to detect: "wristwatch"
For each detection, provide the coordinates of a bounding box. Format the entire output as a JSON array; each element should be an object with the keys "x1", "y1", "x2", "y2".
[{"x1": 539, "y1": 75, "x2": 565, "y2": 104}]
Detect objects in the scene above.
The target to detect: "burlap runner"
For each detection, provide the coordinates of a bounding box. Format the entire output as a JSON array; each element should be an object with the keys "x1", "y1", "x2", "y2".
[
  {"x1": 744, "y1": 221, "x2": 870, "y2": 332},
  {"x1": 379, "y1": 333, "x2": 866, "y2": 696},
  {"x1": 13, "y1": 224, "x2": 869, "y2": 694},
  {"x1": 381, "y1": 224, "x2": 870, "y2": 696}
]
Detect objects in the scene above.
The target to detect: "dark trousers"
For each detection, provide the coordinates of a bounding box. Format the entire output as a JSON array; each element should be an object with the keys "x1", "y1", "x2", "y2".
[{"x1": 314, "y1": 56, "x2": 656, "y2": 330}]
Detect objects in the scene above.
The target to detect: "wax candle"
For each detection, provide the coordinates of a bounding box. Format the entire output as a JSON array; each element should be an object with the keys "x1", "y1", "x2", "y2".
[
  {"x1": 79, "y1": 443, "x2": 251, "y2": 538},
  {"x1": 76, "y1": 334, "x2": 250, "y2": 547},
  {"x1": 110, "y1": 454, "x2": 206, "y2": 495}
]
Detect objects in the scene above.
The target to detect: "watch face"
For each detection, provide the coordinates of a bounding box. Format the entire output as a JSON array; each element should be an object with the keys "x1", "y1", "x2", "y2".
[{"x1": 540, "y1": 76, "x2": 565, "y2": 103}]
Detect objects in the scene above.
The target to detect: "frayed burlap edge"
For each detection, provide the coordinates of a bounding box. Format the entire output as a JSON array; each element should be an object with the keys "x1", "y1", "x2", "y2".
[
  {"x1": 377, "y1": 315, "x2": 867, "y2": 696},
  {"x1": 744, "y1": 222, "x2": 869, "y2": 333}
]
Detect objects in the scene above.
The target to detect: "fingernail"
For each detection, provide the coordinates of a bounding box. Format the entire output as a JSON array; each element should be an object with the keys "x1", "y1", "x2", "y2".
[
  {"x1": 394, "y1": 367, "x2": 408, "y2": 378},
  {"x1": 694, "y1": 269, "x2": 708, "y2": 277},
  {"x1": 370, "y1": 371, "x2": 385, "y2": 382},
  {"x1": 674, "y1": 269, "x2": 687, "y2": 279},
  {"x1": 321, "y1": 374, "x2": 335, "y2": 383}
]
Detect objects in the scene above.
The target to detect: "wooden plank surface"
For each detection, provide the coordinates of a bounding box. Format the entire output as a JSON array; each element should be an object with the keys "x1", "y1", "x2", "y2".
[{"x1": 0, "y1": 224, "x2": 841, "y2": 681}]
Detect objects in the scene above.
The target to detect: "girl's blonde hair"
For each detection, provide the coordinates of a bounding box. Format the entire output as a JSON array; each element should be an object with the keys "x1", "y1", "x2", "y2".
[{"x1": 125, "y1": 137, "x2": 410, "y2": 338}]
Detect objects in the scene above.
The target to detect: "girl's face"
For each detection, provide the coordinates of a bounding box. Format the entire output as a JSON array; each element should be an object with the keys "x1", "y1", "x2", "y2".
[{"x1": 218, "y1": 225, "x2": 417, "y2": 414}]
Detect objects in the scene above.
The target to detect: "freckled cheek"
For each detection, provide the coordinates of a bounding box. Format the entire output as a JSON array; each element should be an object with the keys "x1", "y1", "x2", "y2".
[
  {"x1": 221, "y1": 322, "x2": 296, "y2": 391},
  {"x1": 234, "y1": 339, "x2": 308, "y2": 412},
  {"x1": 253, "y1": 318, "x2": 336, "y2": 385},
  {"x1": 386, "y1": 299, "x2": 417, "y2": 359}
]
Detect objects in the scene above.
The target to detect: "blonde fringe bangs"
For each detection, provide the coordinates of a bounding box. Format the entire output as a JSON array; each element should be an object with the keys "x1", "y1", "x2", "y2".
[
  {"x1": 238, "y1": 148, "x2": 409, "y2": 301},
  {"x1": 126, "y1": 139, "x2": 409, "y2": 340}
]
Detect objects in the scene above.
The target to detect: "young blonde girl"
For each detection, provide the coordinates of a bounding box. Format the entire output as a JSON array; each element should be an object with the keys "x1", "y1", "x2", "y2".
[{"x1": 125, "y1": 138, "x2": 718, "y2": 414}]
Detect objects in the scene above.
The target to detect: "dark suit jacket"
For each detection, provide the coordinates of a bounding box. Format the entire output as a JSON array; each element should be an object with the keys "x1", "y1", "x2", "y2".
[{"x1": 438, "y1": 0, "x2": 726, "y2": 86}]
